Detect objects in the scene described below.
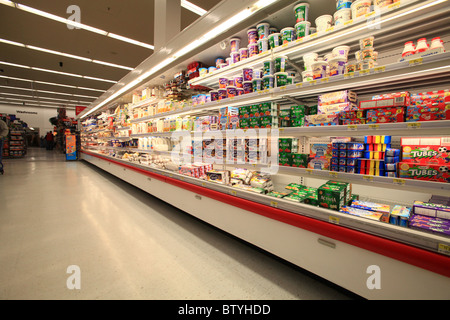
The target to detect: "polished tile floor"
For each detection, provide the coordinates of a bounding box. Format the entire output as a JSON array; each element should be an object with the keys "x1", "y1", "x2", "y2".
[{"x1": 0, "y1": 148, "x2": 358, "y2": 300}]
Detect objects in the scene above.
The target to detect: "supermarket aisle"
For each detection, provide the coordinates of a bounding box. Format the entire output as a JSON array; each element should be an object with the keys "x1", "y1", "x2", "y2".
[{"x1": 0, "y1": 148, "x2": 358, "y2": 300}]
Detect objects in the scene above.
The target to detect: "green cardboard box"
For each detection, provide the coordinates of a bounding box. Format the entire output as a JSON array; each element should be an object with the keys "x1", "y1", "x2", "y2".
[
  {"x1": 239, "y1": 118, "x2": 250, "y2": 129},
  {"x1": 249, "y1": 104, "x2": 260, "y2": 117},
  {"x1": 290, "y1": 105, "x2": 305, "y2": 119},
  {"x1": 278, "y1": 138, "x2": 298, "y2": 153},
  {"x1": 260, "y1": 116, "x2": 279, "y2": 129},
  {"x1": 279, "y1": 152, "x2": 292, "y2": 166},
  {"x1": 249, "y1": 117, "x2": 261, "y2": 128},
  {"x1": 291, "y1": 153, "x2": 309, "y2": 168},
  {"x1": 326, "y1": 180, "x2": 352, "y2": 203},
  {"x1": 318, "y1": 184, "x2": 346, "y2": 211},
  {"x1": 239, "y1": 106, "x2": 250, "y2": 119}
]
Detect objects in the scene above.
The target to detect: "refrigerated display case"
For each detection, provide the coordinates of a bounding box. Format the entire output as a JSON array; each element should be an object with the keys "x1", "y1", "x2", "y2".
[{"x1": 77, "y1": 0, "x2": 450, "y2": 299}]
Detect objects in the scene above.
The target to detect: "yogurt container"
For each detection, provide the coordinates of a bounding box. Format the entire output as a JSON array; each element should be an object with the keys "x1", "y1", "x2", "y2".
[
  {"x1": 351, "y1": 0, "x2": 372, "y2": 20},
  {"x1": 230, "y1": 52, "x2": 240, "y2": 64},
  {"x1": 243, "y1": 81, "x2": 253, "y2": 94},
  {"x1": 311, "y1": 61, "x2": 328, "y2": 79},
  {"x1": 252, "y1": 78, "x2": 262, "y2": 92},
  {"x1": 324, "y1": 53, "x2": 334, "y2": 62},
  {"x1": 218, "y1": 88, "x2": 227, "y2": 100},
  {"x1": 329, "y1": 57, "x2": 347, "y2": 76},
  {"x1": 230, "y1": 38, "x2": 241, "y2": 53},
  {"x1": 303, "y1": 52, "x2": 318, "y2": 70},
  {"x1": 402, "y1": 41, "x2": 416, "y2": 58},
  {"x1": 263, "y1": 60, "x2": 274, "y2": 76},
  {"x1": 302, "y1": 70, "x2": 313, "y2": 82},
  {"x1": 294, "y1": 21, "x2": 310, "y2": 39},
  {"x1": 199, "y1": 67, "x2": 208, "y2": 77},
  {"x1": 226, "y1": 57, "x2": 232, "y2": 65},
  {"x1": 208, "y1": 66, "x2": 217, "y2": 73},
  {"x1": 236, "y1": 88, "x2": 244, "y2": 96},
  {"x1": 257, "y1": 22, "x2": 270, "y2": 40},
  {"x1": 269, "y1": 27, "x2": 278, "y2": 35},
  {"x1": 360, "y1": 36, "x2": 374, "y2": 50},
  {"x1": 293, "y1": 3, "x2": 309, "y2": 23},
  {"x1": 226, "y1": 86, "x2": 237, "y2": 98},
  {"x1": 274, "y1": 56, "x2": 287, "y2": 73},
  {"x1": 219, "y1": 78, "x2": 228, "y2": 88},
  {"x1": 262, "y1": 75, "x2": 274, "y2": 89},
  {"x1": 248, "y1": 43, "x2": 259, "y2": 57},
  {"x1": 268, "y1": 33, "x2": 281, "y2": 49},
  {"x1": 416, "y1": 38, "x2": 429, "y2": 53},
  {"x1": 430, "y1": 37, "x2": 445, "y2": 51},
  {"x1": 210, "y1": 90, "x2": 219, "y2": 101},
  {"x1": 247, "y1": 28, "x2": 258, "y2": 44},
  {"x1": 336, "y1": 0, "x2": 353, "y2": 10},
  {"x1": 354, "y1": 50, "x2": 361, "y2": 62},
  {"x1": 345, "y1": 64, "x2": 356, "y2": 73},
  {"x1": 309, "y1": 27, "x2": 317, "y2": 35},
  {"x1": 332, "y1": 45, "x2": 351, "y2": 58},
  {"x1": 334, "y1": 8, "x2": 352, "y2": 26},
  {"x1": 274, "y1": 72, "x2": 288, "y2": 87},
  {"x1": 234, "y1": 76, "x2": 243, "y2": 88},
  {"x1": 243, "y1": 68, "x2": 253, "y2": 81},
  {"x1": 239, "y1": 47, "x2": 249, "y2": 60},
  {"x1": 361, "y1": 48, "x2": 374, "y2": 60},
  {"x1": 281, "y1": 27, "x2": 295, "y2": 44},
  {"x1": 257, "y1": 38, "x2": 269, "y2": 53},
  {"x1": 374, "y1": 0, "x2": 392, "y2": 9},
  {"x1": 253, "y1": 69, "x2": 263, "y2": 79},
  {"x1": 315, "y1": 15, "x2": 333, "y2": 33},
  {"x1": 359, "y1": 59, "x2": 375, "y2": 70},
  {"x1": 287, "y1": 76, "x2": 294, "y2": 85},
  {"x1": 215, "y1": 58, "x2": 225, "y2": 68}
]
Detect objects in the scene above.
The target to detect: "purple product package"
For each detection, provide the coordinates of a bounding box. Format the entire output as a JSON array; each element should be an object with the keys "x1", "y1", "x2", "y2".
[
  {"x1": 243, "y1": 68, "x2": 253, "y2": 81},
  {"x1": 219, "y1": 78, "x2": 228, "y2": 89},
  {"x1": 413, "y1": 201, "x2": 450, "y2": 220},
  {"x1": 318, "y1": 90, "x2": 358, "y2": 106}
]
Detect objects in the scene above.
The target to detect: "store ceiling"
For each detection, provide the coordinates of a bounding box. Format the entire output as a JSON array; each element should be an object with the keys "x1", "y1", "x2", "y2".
[{"x1": 0, "y1": 0, "x2": 220, "y2": 109}]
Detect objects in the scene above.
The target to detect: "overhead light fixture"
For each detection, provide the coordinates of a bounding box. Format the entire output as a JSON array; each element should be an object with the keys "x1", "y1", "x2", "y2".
[
  {"x1": 181, "y1": 0, "x2": 207, "y2": 16},
  {"x1": 0, "y1": 96, "x2": 89, "y2": 107},
  {"x1": 80, "y1": 0, "x2": 276, "y2": 119},
  {"x1": 0, "y1": 38, "x2": 134, "y2": 70},
  {"x1": 1, "y1": 1, "x2": 154, "y2": 50},
  {"x1": 0, "y1": 75, "x2": 106, "y2": 92},
  {"x1": 0, "y1": 100, "x2": 76, "y2": 109},
  {"x1": 0, "y1": 85, "x2": 97, "y2": 99},
  {"x1": 0, "y1": 61, "x2": 118, "y2": 84},
  {"x1": 0, "y1": 92, "x2": 92, "y2": 103}
]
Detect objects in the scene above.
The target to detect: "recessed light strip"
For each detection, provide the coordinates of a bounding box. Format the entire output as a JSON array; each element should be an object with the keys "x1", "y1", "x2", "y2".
[
  {"x1": 0, "y1": 75, "x2": 106, "y2": 93},
  {"x1": 0, "y1": 1, "x2": 154, "y2": 50},
  {"x1": 181, "y1": 0, "x2": 207, "y2": 16},
  {"x1": 0, "y1": 38, "x2": 134, "y2": 70},
  {"x1": 0, "y1": 60, "x2": 118, "y2": 83},
  {"x1": 0, "y1": 85, "x2": 97, "y2": 99},
  {"x1": 0, "y1": 92, "x2": 92, "y2": 103}
]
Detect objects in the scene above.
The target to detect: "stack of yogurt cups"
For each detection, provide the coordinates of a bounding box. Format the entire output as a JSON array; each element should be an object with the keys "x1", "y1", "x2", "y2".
[
  {"x1": 334, "y1": 0, "x2": 352, "y2": 27},
  {"x1": 354, "y1": 36, "x2": 377, "y2": 70},
  {"x1": 293, "y1": 2, "x2": 312, "y2": 42}
]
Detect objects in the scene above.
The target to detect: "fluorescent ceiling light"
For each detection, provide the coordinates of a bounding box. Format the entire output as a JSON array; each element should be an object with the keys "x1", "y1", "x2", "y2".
[
  {"x1": 0, "y1": 92, "x2": 92, "y2": 103},
  {"x1": 181, "y1": 0, "x2": 207, "y2": 16},
  {"x1": 0, "y1": 61, "x2": 117, "y2": 83},
  {"x1": 0, "y1": 38, "x2": 134, "y2": 70},
  {"x1": 2, "y1": 1, "x2": 154, "y2": 50},
  {"x1": 0, "y1": 75, "x2": 106, "y2": 92},
  {"x1": 0, "y1": 96, "x2": 89, "y2": 106},
  {"x1": 0, "y1": 85, "x2": 97, "y2": 99}
]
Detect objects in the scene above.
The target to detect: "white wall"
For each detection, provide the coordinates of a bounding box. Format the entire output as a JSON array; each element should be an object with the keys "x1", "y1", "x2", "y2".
[{"x1": 0, "y1": 104, "x2": 75, "y2": 136}]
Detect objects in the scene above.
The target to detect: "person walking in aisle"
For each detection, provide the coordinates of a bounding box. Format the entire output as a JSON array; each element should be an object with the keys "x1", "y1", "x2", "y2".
[
  {"x1": 45, "y1": 131, "x2": 54, "y2": 150},
  {"x1": 0, "y1": 118, "x2": 9, "y2": 174}
]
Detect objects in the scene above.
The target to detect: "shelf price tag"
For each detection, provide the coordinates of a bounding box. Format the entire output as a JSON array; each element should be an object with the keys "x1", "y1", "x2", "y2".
[
  {"x1": 344, "y1": 19, "x2": 353, "y2": 26},
  {"x1": 305, "y1": 168, "x2": 313, "y2": 174},
  {"x1": 388, "y1": 1, "x2": 401, "y2": 9},
  {"x1": 320, "y1": 77, "x2": 329, "y2": 83},
  {"x1": 329, "y1": 216, "x2": 340, "y2": 225},
  {"x1": 359, "y1": 69, "x2": 370, "y2": 76},
  {"x1": 295, "y1": 38, "x2": 304, "y2": 43},
  {"x1": 407, "y1": 122, "x2": 421, "y2": 129},
  {"x1": 270, "y1": 200, "x2": 278, "y2": 208},
  {"x1": 329, "y1": 172, "x2": 338, "y2": 178},
  {"x1": 393, "y1": 178, "x2": 406, "y2": 186},
  {"x1": 344, "y1": 73, "x2": 355, "y2": 79},
  {"x1": 326, "y1": 26, "x2": 335, "y2": 33},
  {"x1": 409, "y1": 58, "x2": 423, "y2": 66},
  {"x1": 363, "y1": 175, "x2": 374, "y2": 182},
  {"x1": 347, "y1": 125, "x2": 358, "y2": 131},
  {"x1": 281, "y1": 43, "x2": 288, "y2": 48},
  {"x1": 296, "y1": 83, "x2": 303, "y2": 88},
  {"x1": 438, "y1": 243, "x2": 450, "y2": 256},
  {"x1": 309, "y1": 33, "x2": 318, "y2": 39},
  {"x1": 373, "y1": 66, "x2": 386, "y2": 73},
  {"x1": 229, "y1": 190, "x2": 237, "y2": 196},
  {"x1": 368, "y1": 124, "x2": 379, "y2": 130},
  {"x1": 310, "y1": 80, "x2": 317, "y2": 86},
  {"x1": 365, "y1": 11, "x2": 376, "y2": 18},
  {"x1": 279, "y1": 86, "x2": 287, "y2": 91}
]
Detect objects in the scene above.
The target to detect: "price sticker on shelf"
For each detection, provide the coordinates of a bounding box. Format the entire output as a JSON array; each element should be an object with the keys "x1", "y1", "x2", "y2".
[
  {"x1": 438, "y1": 243, "x2": 450, "y2": 256},
  {"x1": 363, "y1": 175, "x2": 374, "y2": 182},
  {"x1": 295, "y1": 38, "x2": 304, "y2": 43},
  {"x1": 388, "y1": 1, "x2": 401, "y2": 9},
  {"x1": 201, "y1": 182, "x2": 206, "y2": 187},
  {"x1": 365, "y1": 11, "x2": 376, "y2": 18},
  {"x1": 229, "y1": 190, "x2": 237, "y2": 196},
  {"x1": 344, "y1": 73, "x2": 355, "y2": 79},
  {"x1": 347, "y1": 125, "x2": 358, "y2": 131},
  {"x1": 326, "y1": 26, "x2": 335, "y2": 33},
  {"x1": 329, "y1": 216, "x2": 340, "y2": 225},
  {"x1": 309, "y1": 33, "x2": 318, "y2": 39},
  {"x1": 373, "y1": 66, "x2": 386, "y2": 73},
  {"x1": 344, "y1": 19, "x2": 353, "y2": 26},
  {"x1": 369, "y1": 124, "x2": 380, "y2": 130},
  {"x1": 279, "y1": 86, "x2": 287, "y2": 91},
  {"x1": 359, "y1": 69, "x2": 370, "y2": 76},
  {"x1": 296, "y1": 83, "x2": 303, "y2": 88},
  {"x1": 305, "y1": 168, "x2": 313, "y2": 175},
  {"x1": 407, "y1": 122, "x2": 421, "y2": 129},
  {"x1": 329, "y1": 172, "x2": 338, "y2": 178},
  {"x1": 310, "y1": 80, "x2": 317, "y2": 86},
  {"x1": 281, "y1": 43, "x2": 288, "y2": 48},
  {"x1": 320, "y1": 77, "x2": 329, "y2": 83},
  {"x1": 393, "y1": 178, "x2": 406, "y2": 186},
  {"x1": 409, "y1": 58, "x2": 423, "y2": 66},
  {"x1": 270, "y1": 200, "x2": 278, "y2": 208}
]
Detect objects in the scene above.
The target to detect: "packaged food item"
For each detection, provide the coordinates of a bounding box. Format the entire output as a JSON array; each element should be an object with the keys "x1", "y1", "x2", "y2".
[
  {"x1": 409, "y1": 214, "x2": 450, "y2": 236},
  {"x1": 293, "y1": 2, "x2": 310, "y2": 23},
  {"x1": 291, "y1": 153, "x2": 309, "y2": 168},
  {"x1": 389, "y1": 205, "x2": 411, "y2": 227},
  {"x1": 334, "y1": 8, "x2": 352, "y2": 26},
  {"x1": 311, "y1": 61, "x2": 328, "y2": 79},
  {"x1": 285, "y1": 183, "x2": 306, "y2": 191},
  {"x1": 279, "y1": 138, "x2": 299, "y2": 153},
  {"x1": 366, "y1": 107, "x2": 405, "y2": 123},
  {"x1": 267, "y1": 191, "x2": 289, "y2": 198},
  {"x1": 399, "y1": 162, "x2": 450, "y2": 183},
  {"x1": 351, "y1": 0, "x2": 372, "y2": 19},
  {"x1": 319, "y1": 90, "x2": 357, "y2": 106},
  {"x1": 305, "y1": 113, "x2": 339, "y2": 126},
  {"x1": 308, "y1": 157, "x2": 330, "y2": 170},
  {"x1": 247, "y1": 28, "x2": 258, "y2": 44},
  {"x1": 318, "y1": 183, "x2": 346, "y2": 211},
  {"x1": 350, "y1": 200, "x2": 390, "y2": 222},
  {"x1": 279, "y1": 152, "x2": 293, "y2": 166},
  {"x1": 256, "y1": 22, "x2": 270, "y2": 40},
  {"x1": 326, "y1": 180, "x2": 352, "y2": 203},
  {"x1": 315, "y1": 15, "x2": 333, "y2": 33},
  {"x1": 413, "y1": 201, "x2": 450, "y2": 220},
  {"x1": 281, "y1": 27, "x2": 295, "y2": 44},
  {"x1": 295, "y1": 21, "x2": 310, "y2": 39},
  {"x1": 340, "y1": 206, "x2": 383, "y2": 221},
  {"x1": 401, "y1": 137, "x2": 450, "y2": 164}
]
